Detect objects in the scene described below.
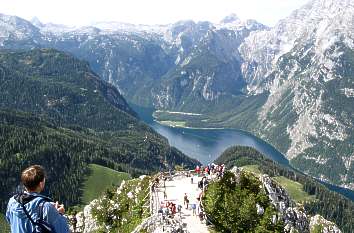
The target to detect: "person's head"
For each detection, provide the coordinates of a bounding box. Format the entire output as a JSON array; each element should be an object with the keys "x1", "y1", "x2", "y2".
[{"x1": 21, "y1": 165, "x2": 46, "y2": 192}]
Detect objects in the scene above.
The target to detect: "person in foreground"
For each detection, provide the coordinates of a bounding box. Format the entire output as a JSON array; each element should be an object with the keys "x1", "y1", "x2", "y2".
[{"x1": 6, "y1": 165, "x2": 69, "y2": 233}]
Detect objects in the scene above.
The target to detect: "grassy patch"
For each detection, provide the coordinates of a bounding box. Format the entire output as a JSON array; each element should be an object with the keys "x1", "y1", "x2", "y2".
[
  {"x1": 158, "y1": 120, "x2": 187, "y2": 128},
  {"x1": 241, "y1": 165, "x2": 261, "y2": 175},
  {"x1": 0, "y1": 213, "x2": 10, "y2": 233},
  {"x1": 311, "y1": 224, "x2": 324, "y2": 233},
  {"x1": 81, "y1": 164, "x2": 131, "y2": 204},
  {"x1": 273, "y1": 176, "x2": 316, "y2": 203}
]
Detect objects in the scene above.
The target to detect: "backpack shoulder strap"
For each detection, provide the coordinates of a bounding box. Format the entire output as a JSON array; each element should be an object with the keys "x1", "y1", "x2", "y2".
[
  {"x1": 15, "y1": 193, "x2": 52, "y2": 225},
  {"x1": 37, "y1": 198, "x2": 48, "y2": 220},
  {"x1": 19, "y1": 199, "x2": 37, "y2": 226}
]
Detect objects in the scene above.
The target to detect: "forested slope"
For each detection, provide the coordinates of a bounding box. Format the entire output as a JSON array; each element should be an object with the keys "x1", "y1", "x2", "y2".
[{"x1": 0, "y1": 49, "x2": 199, "y2": 214}]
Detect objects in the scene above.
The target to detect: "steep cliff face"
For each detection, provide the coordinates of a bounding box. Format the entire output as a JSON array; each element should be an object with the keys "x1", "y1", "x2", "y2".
[
  {"x1": 240, "y1": 0, "x2": 354, "y2": 188},
  {"x1": 151, "y1": 17, "x2": 266, "y2": 111},
  {"x1": 241, "y1": 0, "x2": 354, "y2": 92}
]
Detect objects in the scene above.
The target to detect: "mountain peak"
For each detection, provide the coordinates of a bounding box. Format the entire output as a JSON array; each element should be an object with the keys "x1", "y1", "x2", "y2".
[
  {"x1": 30, "y1": 16, "x2": 44, "y2": 28},
  {"x1": 220, "y1": 13, "x2": 241, "y2": 24}
]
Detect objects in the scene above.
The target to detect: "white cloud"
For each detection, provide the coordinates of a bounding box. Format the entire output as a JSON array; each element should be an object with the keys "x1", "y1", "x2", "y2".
[{"x1": 0, "y1": 0, "x2": 309, "y2": 26}]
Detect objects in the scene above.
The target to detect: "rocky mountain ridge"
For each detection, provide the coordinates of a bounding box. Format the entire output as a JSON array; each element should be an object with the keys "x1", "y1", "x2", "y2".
[
  {"x1": 0, "y1": 11, "x2": 266, "y2": 108},
  {"x1": 68, "y1": 168, "x2": 342, "y2": 233},
  {"x1": 242, "y1": 0, "x2": 354, "y2": 188},
  {"x1": 0, "y1": 0, "x2": 353, "y2": 189}
]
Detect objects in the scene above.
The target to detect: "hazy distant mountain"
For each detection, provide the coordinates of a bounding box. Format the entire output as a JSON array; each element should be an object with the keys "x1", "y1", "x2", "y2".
[
  {"x1": 0, "y1": 12, "x2": 266, "y2": 109},
  {"x1": 0, "y1": 0, "x2": 353, "y2": 189},
  {"x1": 0, "y1": 13, "x2": 43, "y2": 49}
]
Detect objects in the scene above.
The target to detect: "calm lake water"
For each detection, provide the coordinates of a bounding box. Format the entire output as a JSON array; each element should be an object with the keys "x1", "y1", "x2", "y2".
[
  {"x1": 151, "y1": 122, "x2": 289, "y2": 166},
  {"x1": 133, "y1": 106, "x2": 354, "y2": 201},
  {"x1": 135, "y1": 106, "x2": 289, "y2": 166}
]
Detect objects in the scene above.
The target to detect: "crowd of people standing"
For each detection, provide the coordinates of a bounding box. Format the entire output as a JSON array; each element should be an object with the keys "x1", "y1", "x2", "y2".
[{"x1": 156, "y1": 163, "x2": 226, "y2": 227}]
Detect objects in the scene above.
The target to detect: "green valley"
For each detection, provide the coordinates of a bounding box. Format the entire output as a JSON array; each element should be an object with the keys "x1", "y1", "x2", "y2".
[
  {"x1": 81, "y1": 164, "x2": 131, "y2": 204},
  {"x1": 0, "y1": 49, "x2": 199, "y2": 218},
  {"x1": 273, "y1": 176, "x2": 316, "y2": 203}
]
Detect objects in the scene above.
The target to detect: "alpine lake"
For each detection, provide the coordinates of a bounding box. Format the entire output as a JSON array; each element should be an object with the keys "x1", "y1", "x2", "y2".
[
  {"x1": 134, "y1": 106, "x2": 289, "y2": 166},
  {"x1": 133, "y1": 106, "x2": 354, "y2": 201}
]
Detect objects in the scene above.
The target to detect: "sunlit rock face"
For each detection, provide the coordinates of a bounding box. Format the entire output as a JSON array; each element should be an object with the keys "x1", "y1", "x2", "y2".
[
  {"x1": 0, "y1": 0, "x2": 353, "y2": 188},
  {"x1": 240, "y1": 0, "x2": 354, "y2": 188}
]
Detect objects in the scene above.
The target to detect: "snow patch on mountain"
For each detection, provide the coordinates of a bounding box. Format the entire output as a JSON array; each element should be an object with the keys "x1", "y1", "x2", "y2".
[
  {"x1": 0, "y1": 1, "x2": 353, "y2": 188},
  {"x1": 246, "y1": 0, "x2": 354, "y2": 165},
  {"x1": 0, "y1": 13, "x2": 40, "y2": 42},
  {"x1": 240, "y1": 0, "x2": 354, "y2": 94},
  {"x1": 343, "y1": 154, "x2": 354, "y2": 171},
  {"x1": 202, "y1": 75, "x2": 220, "y2": 101},
  {"x1": 154, "y1": 86, "x2": 172, "y2": 109},
  {"x1": 91, "y1": 21, "x2": 168, "y2": 35},
  {"x1": 303, "y1": 155, "x2": 328, "y2": 165},
  {"x1": 216, "y1": 14, "x2": 267, "y2": 31},
  {"x1": 341, "y1": 88, "x2": 354, "y2": 98}
]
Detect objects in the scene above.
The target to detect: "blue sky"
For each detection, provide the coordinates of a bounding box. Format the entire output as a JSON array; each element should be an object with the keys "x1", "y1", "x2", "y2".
[{"x1": 1, "y1": 0, "x2": 310, "y2": 26}]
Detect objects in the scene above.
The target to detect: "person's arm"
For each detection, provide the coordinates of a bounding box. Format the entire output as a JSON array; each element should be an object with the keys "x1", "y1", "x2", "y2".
[
  {"x1": 43, "y1": 202, "x2": 70, "y2": 233},
  {"x1": 5, "y1": 200, "x2": 11, "y2": 223},
  {"x1": 5, "y1": 198, "x2": 15, "y2": 223}
]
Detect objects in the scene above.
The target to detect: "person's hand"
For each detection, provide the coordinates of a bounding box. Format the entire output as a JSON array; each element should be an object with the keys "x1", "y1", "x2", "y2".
[{"x1": 54, "y1": 201, "x2": 65, "y2": 214}]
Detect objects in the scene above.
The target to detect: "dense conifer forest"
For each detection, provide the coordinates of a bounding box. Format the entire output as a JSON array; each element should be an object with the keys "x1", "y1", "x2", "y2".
[{"x1": 0, "y1": 49, "x2": 198, "y2": 214}]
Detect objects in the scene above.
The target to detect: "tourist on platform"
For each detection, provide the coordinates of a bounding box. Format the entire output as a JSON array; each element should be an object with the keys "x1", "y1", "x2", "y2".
[
  {"x1": 183, "y1": 193, "x2": 188, "y2": 208},
  {"x1": 204, "y1": 166, "x2": 209, "y2": 176},
  {"x1": 195, "y1": 165, "x2": 200, "y2": 175},
  {"x1": 171, "y1": 203, "x2": 176, "y2": 215},
  {"x1": 164, "y1": 190, "x2": 167, "y2": 200},
  {"x1": 196, "y1": 197, "x2": 201, "y2": 215},
  {"x1": 191, "y1": 203, "x2": 196, "y2": 216},
  {"x1": 163, "y1": 176, "x2": 167, "y2": 188}
]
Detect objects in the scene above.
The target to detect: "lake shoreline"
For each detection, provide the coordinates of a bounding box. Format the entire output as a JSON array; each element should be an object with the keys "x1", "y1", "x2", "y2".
[
  {"x1": 131, "y1": 104, "x2": 354, "y2": 202},
  {"x1": 154, "y1": 119, "x2": 226, "y2": 130}
]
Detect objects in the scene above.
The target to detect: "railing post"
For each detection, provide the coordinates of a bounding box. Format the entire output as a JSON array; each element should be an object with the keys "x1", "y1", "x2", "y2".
[{"x1": 150, "y1": 183, "x2": 153, "y2": 214}]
